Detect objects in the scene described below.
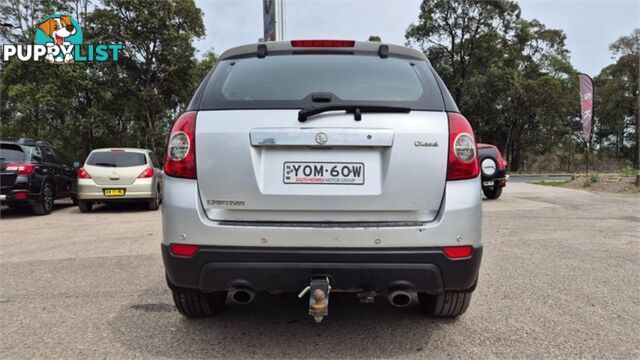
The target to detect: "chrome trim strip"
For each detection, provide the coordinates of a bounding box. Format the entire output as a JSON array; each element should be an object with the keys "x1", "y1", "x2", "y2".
[{"x1": 250, "y1": 128, "x2": 393, "y2": 147}]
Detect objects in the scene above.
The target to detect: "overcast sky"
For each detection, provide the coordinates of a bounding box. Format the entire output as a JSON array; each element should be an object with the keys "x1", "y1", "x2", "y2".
[{"x1": 194, "y1": 0, "x2": 639, "y2": 76}]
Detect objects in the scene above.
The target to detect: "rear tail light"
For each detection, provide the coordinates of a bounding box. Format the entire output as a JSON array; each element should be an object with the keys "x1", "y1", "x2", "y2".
[
  {"x1": 447, "y1": 113, "x2": 479, "y2": 181},
  {"x1": 169, "y1": 243, "x2": 199, "y2": 257},
  {"x1": 443, "y1": 246, "x2": 473, "y2": 259},
  {"x1": 291, "y1": 39, "x2": 355, "y2": 47},
  {"x1": 138, "y1": 167, "x2": 155, "y2": 178},
  {"x1": 164, "y1": 111, "x2": 197, "y2": 179},
  {"x1": 6, "y1": 163, "x2": 35, "y2": 175},
  {"x1": 77, "y1": 167, "x2": 92, "y2": 179},
  {"x1": 14, "y1": 191, "x2": 28, "y2": 200}
]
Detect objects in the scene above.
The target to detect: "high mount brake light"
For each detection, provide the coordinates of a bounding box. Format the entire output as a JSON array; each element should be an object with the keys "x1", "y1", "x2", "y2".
[
  {"x1": 77, "y1": 167, "x2": 92, "y2": 179},
  {"x1": 447, "y1": 113, "x2": 480, "y2": 181},
  {"x1": 290, "y1": 40, "x2": 355, "y2": 48},
  {"x1": 138, "y1": 167, "x2": 155, "y2": 178},
  {"x1": 6, "y1": 163, "x2": 35, "y2": 175},
  {"x1": 164, "y1": 111, "x2": 197, "y2": 179}
]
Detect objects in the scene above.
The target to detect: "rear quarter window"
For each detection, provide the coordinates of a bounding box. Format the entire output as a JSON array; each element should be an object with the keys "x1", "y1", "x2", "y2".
[
  {"x1": 86, "y1": 152, "x2": 147, "y2": 167},
  {"x1": 0, "y1": 144, "x2": 25, "y2": 162},
  {"x1": 199, "y1": 53, "x2": 445, "y2": 111}
]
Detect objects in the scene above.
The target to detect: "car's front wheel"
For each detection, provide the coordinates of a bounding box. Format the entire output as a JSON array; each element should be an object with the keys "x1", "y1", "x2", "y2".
[
  {"x1": 78, "y1": 200, "x2": 93, "y2": 213},
  {"x1": 483, "y1": 186, "x2": 502, "y2": 199},
  {"x1": 171, "y1": 288, "x2": 226, "y2": 317},
  {"x1": 418, "y1": 291, "x2": 473, "y2": 318},
  {"x1": 32, "y1": 183, "x2": 54, "y2": 215}
]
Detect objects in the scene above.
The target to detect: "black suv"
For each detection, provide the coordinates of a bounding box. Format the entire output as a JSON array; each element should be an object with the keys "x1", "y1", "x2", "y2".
[{"x1": 0, "y1": 139, "x2": 79, "y2": 215}]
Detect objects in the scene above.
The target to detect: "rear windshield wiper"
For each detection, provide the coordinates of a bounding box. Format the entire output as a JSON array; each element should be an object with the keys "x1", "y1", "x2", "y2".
[{"x1": 298, "y1": 105, "x2": 411, "y2": 122}]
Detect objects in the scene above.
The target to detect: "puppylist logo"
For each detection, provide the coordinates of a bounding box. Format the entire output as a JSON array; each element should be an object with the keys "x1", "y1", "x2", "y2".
[{"x1": 2, "y1": 13, "x2": 122, "y2": 63}]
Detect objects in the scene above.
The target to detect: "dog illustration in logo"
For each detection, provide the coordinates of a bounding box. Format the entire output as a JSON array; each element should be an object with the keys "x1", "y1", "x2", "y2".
[{"x1": 38, "y1": 16, "x2": 76, "y2": 63}]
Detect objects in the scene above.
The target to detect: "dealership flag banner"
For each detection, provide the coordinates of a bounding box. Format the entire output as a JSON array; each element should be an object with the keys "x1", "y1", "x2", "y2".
[{"x1": 578, "y1": 73, "x2": 594, "y2": 147}]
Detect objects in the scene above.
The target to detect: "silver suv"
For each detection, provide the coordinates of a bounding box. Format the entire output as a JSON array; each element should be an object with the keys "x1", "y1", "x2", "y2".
[{"x1": 162, "y1": 40, "x2": 482, "y2": 322}]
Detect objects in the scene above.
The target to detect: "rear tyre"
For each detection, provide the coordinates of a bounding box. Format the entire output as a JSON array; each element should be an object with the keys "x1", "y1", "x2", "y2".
[
  {"x1": 71, "y1": 195, "x2": 79, "y2": 206},
  {"x1": 78, "y1": 200, "x2": 93, "y2": 213},
  {"x1": 418, "y1": 291, "x2": 473, "y2": 318},
  {"x1": 148, "y1": 193, "x2": 160, "y2": 211},
  {"x1": 171, "y1": 288, "x2": 226, "y2": 317},
  {"x1": 483, "y1": 187, "x2": 502, "y2": 199},
  {"x1": 32, "y1": 183, "x2": 54, "y2": 215}
]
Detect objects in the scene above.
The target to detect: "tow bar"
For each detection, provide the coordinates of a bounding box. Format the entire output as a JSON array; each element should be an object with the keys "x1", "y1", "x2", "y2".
[{"x1": 298, "y1": 277, "x2": 331, "y2": 323}]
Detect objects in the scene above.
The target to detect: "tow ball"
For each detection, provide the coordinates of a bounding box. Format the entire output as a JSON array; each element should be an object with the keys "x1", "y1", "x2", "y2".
[{"x1": 298, "y1": 277, "x2": 331, "y2": 323}]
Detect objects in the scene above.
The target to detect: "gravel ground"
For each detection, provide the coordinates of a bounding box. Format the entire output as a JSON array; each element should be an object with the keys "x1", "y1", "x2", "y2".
[{"x1": 1, "y1": 183, "x2": 639, "y2": 359}]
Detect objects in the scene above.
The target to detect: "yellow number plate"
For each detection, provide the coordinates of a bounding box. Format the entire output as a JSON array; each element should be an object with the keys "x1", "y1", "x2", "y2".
[{"x1": 103, "y1": 189, "x2": 125, "y2": 197}]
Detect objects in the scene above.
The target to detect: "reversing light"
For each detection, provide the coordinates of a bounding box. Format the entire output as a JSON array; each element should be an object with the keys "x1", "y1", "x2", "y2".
[
  {"x1": 169, "y1": 243, "x2": 199, "y2": 257},
  {"x1": 290, "y1": 40, "x2": 355, "y2": 48},
  {"x1": 443, "y1": 246, "x2": 473, "y2": 259}
]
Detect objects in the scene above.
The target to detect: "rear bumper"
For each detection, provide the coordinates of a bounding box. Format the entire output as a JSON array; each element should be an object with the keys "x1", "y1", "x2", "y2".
[
  {"x1": 162, "y1": 245, "x2": 482, "y2": 293},
  {"x1": 77, "y1": 178, "x2": 156, "y2": 200}
]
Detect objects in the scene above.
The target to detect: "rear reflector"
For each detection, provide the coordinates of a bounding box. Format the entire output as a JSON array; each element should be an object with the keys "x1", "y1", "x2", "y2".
[
  {"x1": 6, "y1": 163, "x2": 35, "y2": 175},
  {"x1": 169, "y1": 243, "x2": 199, "y2": 257},
  {"x1": 77, "y1": 167, "x2": 92, "y2": 179},
  {"x1": 443, "y1": 246, "x2": 473, "y2": 259},
  {"x1": 138, "y1": 167, "x2": 155, "y2": 178},
  {"x1": 291, "y1": 40, "x2": 355, "y2": 48},
  {"x1": 14, "y1": 191, "x2": 27, "y2": 200}
]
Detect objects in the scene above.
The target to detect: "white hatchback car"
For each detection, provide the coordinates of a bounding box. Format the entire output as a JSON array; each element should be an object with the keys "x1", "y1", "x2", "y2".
[
  {"x1": 162, "y1": 40, "x2": 482, "y2": 322},
  {"x1": 77, "y1": 148, "x2": 163, "y2": 212}
]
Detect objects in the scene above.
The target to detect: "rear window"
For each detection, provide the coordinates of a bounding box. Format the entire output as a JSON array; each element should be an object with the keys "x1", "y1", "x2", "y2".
[
  {"x1": 199, "y1": 53, "x2": 445, "y2": 110},
  {"x1": 478, "y1": 147, "x2": 498, "y2": 159},
  {"x1": 0, "y1": 144, "x2": 25, "y2": 162},
  {"x1": 86, "y1": 151, "x2": 147, "y2": 167}
]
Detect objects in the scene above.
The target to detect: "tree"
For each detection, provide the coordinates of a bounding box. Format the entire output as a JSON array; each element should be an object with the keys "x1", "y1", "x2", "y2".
[
  {"x1": 406, "y1": 0, "x2": 576, "y2": 171},
  {"x1": 368, "y1": 35, "x2": 381, "y2": 42},
  {"x1": 596, "y1": 29, "x2": 639, "y2": 185},
  {"x1": 88, "y1": 0, "x2": 205, "y2": 152}
]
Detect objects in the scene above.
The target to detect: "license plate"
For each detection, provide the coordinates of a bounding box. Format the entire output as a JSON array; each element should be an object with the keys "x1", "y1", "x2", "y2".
[
  {"x1": 103, "y1": 189, "x2": 125, "y2": 197},
  {"x1": 483, "y1": 181, "x2": 494, "y2": 186},
  {"x1": 283, "y1": 162, "x2": 365, "y2": 185}
]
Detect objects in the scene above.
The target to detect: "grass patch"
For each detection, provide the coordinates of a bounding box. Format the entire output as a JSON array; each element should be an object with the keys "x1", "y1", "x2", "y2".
[{"x1": 531, "y1": 181, "x2": 570, "y2": 187}]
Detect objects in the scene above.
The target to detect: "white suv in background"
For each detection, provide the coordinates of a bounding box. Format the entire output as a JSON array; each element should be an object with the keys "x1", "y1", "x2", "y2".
[{"x1": 161, "y1": 40, "x2": 482, "y2": 322}]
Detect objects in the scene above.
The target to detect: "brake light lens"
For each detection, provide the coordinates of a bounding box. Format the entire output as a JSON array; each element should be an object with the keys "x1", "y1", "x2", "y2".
[
  {"x1": 443, "y1": 246, "x2": 473, "y2": 259},
  {"x1": 77, "y1": 167, "x2": 92, "y2": 179},
  {"x1": 138, "y1": 167, "x2": 155, "y2": 178},
  {"x1": 447, "y1": 113, "x2": 479, "y2": 181},
  {"x1": 14, "y1": 191, "x2": 28, "y2": 200},
  {"x1": 291, "y1": 39, "x2": 355, "y2": 48},
  {"x1": 164, "y1": 111, "x2": 197, "y2": 179},
  {"x1": 169, "y1": 243, "x2": 199, "y2": 257},
  {"x1": 5, "y1": 163, "x2": 35, "y2": 175}
]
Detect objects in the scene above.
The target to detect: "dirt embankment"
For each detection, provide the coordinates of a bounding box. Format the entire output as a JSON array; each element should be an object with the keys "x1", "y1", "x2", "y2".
[{"x1": 563, "y1": 174, "x2": 640, "y2": 194}]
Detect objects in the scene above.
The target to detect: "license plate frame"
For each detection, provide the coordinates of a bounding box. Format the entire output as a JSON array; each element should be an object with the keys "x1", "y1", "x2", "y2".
[
  {"x1": 283, "y1": 161, "x2": 365, "y2": 185},
  {"x1": 103, "y1": 188, "x2": 126, "y2": 197}
]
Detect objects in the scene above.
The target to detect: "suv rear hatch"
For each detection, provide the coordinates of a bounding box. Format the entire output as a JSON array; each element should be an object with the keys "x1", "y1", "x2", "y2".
[
  {"x1": 0, "y1": 143, "x2": 26, "y2": 192},
  {"x1": 193, "y1": 46, "x2": 450, "y2": 223}
]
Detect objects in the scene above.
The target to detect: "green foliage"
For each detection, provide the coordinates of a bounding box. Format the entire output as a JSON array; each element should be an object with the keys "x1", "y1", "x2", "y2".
[
  {"x1": 1, "y1": 0, "x2": 211, "y2": 161},
  {"x1": 531, "y1": 181, "x2": 569, "y2": 187},
  {"x1": 368, "y1": 35, "x2": 381, "y2": 42},
  {"x1": 406, "y1": 0, "x2": 585, "y2": 172},
  {"x1": 590, "y1": 173, "x2": 600, "y2": 183},
  {"x1": 621, "y1": 165, "x2": 638, "y2": 176}
]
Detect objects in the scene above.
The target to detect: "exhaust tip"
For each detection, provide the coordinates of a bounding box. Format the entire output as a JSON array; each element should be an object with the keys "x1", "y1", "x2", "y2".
[
  {"x1": 388, "y1": 289, "x2": 413, "y2": 307},
  {"x1": 229, "y1": 287, "x2": 255, "y2": 305}
]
